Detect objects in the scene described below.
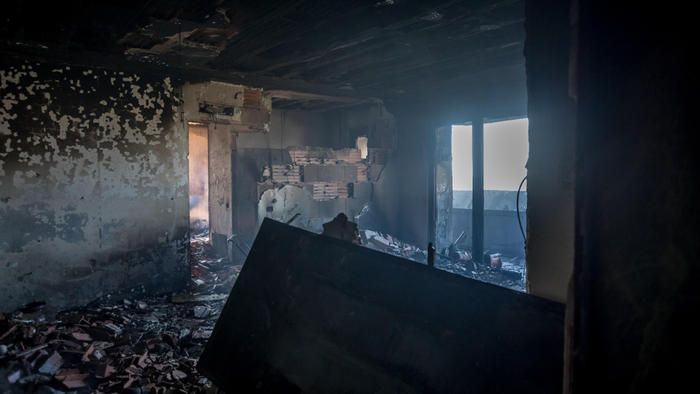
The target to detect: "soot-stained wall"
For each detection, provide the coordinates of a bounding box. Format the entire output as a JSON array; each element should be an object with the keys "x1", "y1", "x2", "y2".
[
  {"x1": 523, "y1": 0, "x2": 576, "y2": 303},
  {"x1": 572, "y1": 2, "x2": 697, "y2": 392},
  {"x1": 0, "y1": 59, "x2": 188, "y2": 311}
]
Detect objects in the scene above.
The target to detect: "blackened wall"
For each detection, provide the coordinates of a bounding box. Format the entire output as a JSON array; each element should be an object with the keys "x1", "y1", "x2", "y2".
[
  {"x1": 573, "y1": 2, "x2": 698, "y2": 392},
  {"x1": 0, "y1": 58, "x2": 189, "y2": 311},
  {"x1": 524, "y1": 0, "x2": 576, "y2": 303}
]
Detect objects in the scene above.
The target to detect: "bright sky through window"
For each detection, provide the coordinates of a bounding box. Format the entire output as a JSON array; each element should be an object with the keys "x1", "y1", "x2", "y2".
[
  {"x1": 451, "y1": 125, "x2": 473, "y2": 191},
  {"x1": 451, "y1": 118, "x2": 528, "y2": 192},
  {"x1": 484, "y1": 118, "x2": 528, "y2": 191}
]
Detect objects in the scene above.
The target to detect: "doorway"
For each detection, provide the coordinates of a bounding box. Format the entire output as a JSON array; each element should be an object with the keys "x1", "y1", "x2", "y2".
[{"x1": 188, "y1": 125, "x2": 209, "y2": 238}]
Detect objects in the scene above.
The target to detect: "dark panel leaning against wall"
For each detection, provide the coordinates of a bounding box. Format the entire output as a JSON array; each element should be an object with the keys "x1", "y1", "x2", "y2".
[
  {"x1": 573, "y1": 2, "x2": 697, "y2": 393},
  {"x1": 0, "y1": 59, "x2": 188, "y2": 311}
]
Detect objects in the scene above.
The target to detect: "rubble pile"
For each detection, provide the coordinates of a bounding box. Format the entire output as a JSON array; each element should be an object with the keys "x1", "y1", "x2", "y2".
[
  {"x1": 0, "y1": 238, "x2": 239, "y2": 393},
  {"x1": 189, "y1": 220, "x2": 209, "y2": 239},
  {"x1": 361, "y1": 229, "x2": 526, "y2": 292},
  {"x1": 436, "y1": 257, "x2": 526, "y2": 292},
  {"x1": 190, "y1": 235, "x2": 241, "y2": 295},
  {"x1": 361, "y1": 230, "x2": 427, "y2": 262}
]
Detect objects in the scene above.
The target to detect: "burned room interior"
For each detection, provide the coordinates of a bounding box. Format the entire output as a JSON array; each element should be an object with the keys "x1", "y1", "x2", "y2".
[{"x1": 1, "y1": 0, "x2": 696, "y2": 393}]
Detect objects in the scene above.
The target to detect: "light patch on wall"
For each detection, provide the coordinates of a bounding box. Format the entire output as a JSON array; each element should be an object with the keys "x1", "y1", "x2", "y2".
[
  {"x1": 257, "y1": 185, "x2": 313, "y2": 228},
  {"x1": 356, "y1": 136, "x2": 368, "y2": 159},
  {"x1": 452, "y1": 124, "x2": 473, "y2": 191},
  {"x1": 484, "y1": 118, "x2": 529, "y2": 191},
  {"x1": 1, "y1": 94, "x2": 18, "y2": 135}
]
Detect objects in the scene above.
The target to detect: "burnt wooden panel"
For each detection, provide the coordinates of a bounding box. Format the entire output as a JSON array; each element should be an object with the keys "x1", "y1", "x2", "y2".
[{"x1": 199, "y1": 218, "x2": 564, "y2": 393}]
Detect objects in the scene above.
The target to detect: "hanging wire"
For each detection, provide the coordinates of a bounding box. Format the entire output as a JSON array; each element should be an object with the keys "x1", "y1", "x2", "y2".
[{"x1": 516, "y1": 175, "x2": 527, "y2": 243}]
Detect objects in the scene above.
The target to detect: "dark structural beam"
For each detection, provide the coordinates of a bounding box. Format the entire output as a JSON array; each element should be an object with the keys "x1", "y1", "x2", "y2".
[{"x1": 472, "y1": 118, "x2": 485, "y2": 265}]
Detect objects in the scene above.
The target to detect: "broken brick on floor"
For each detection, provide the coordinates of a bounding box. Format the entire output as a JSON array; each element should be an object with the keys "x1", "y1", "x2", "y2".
[{"x1": 0, "y1": 238, "x2": 239, "y2": 393}]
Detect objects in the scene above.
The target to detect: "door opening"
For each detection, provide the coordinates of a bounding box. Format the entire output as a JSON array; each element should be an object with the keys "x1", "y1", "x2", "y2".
[
  {"x1": 188, "y1": 123, "x2": 240, "y2": 294},
  {"x1": 188, "y1": 125, "x2": 209, "y2": 239}
]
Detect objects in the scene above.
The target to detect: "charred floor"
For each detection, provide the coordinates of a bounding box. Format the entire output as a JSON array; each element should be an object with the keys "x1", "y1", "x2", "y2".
[{"x1": 1, "y1": 1, "x2": 697, "y2": 393}]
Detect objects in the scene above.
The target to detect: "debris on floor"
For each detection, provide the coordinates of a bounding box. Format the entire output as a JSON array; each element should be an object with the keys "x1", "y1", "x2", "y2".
[
  {"x1": 0, "y1": 237, "x2": 239, "y2": 393},
  {"x1": 360, "y1": 229, "x2": 526, "y2": 292},
  {"x1": 1, "y1": 224, "x2": 523, "y2": 393},
  {"x1": 190, "y1": 234, "x2": 241, "y2": 295},
  {"x1": 361, "y1": 229, "x2": 427, "y2": 261}
]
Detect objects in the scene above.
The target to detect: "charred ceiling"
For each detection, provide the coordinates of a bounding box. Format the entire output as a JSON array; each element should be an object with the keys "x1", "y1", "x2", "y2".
[{"x1": 2, "y1": 0, "x2": 525, "y2": 103}]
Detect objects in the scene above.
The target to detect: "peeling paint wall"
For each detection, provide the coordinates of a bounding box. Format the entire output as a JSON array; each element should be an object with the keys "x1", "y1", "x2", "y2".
[{"x1": 0, "y1": 59, "x2": 188, "y2": 311}]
